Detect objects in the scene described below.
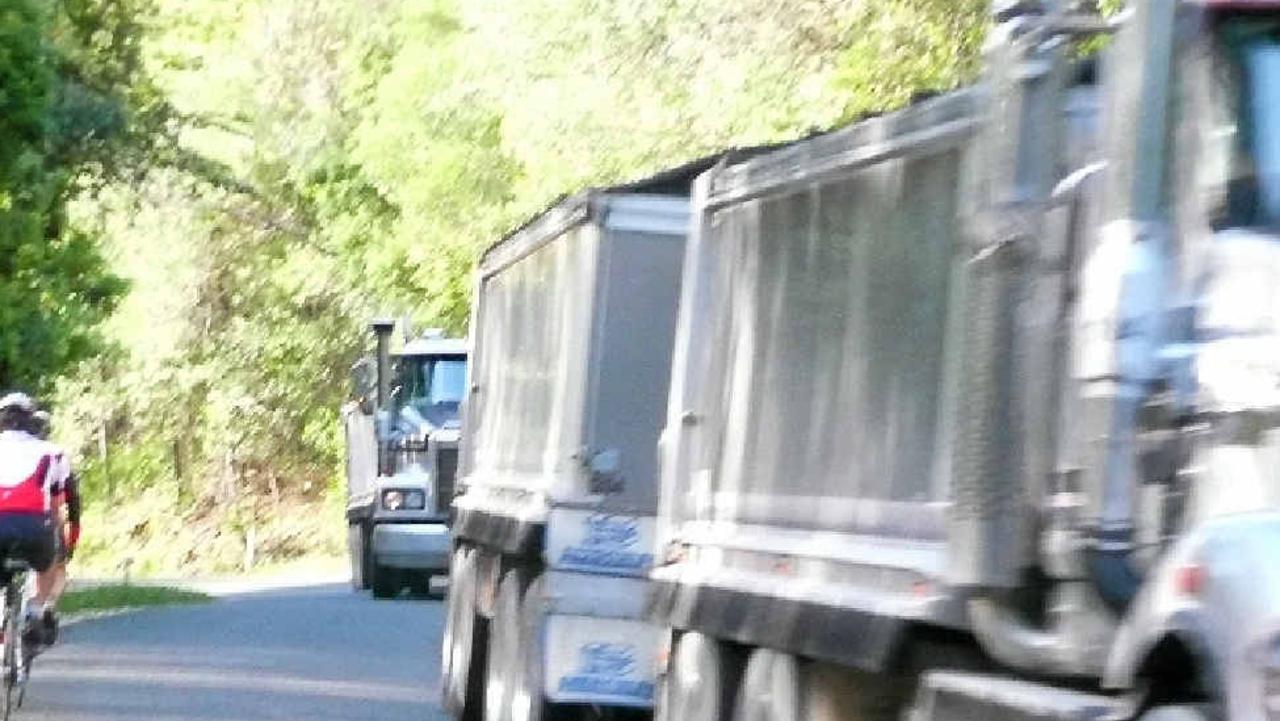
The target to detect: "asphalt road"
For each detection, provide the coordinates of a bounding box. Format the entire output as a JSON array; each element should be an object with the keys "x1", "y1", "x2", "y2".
[{"x1": 18, "y1": 583, "x2": 449, "y2": 721}]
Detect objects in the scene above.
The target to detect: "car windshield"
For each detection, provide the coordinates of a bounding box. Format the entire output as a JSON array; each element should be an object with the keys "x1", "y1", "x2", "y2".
[
  {"x1": 396, "y1": 355, "x2": 467, "y2": 408},
  {"x1": 1209, "y1": 18, "x2": 1280, "y2": 228}
]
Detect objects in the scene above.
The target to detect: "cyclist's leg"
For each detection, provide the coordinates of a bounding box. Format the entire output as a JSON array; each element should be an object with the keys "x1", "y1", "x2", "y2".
[
  {"x1": 46, "y1": 554, "x2": 67, "y2": 612},
  {"x1": 31, "y1": 508, "x2": 60, "y2": 611},
  {"x1": 38, "y1": 532, "x2": 67, "y2": 643}
]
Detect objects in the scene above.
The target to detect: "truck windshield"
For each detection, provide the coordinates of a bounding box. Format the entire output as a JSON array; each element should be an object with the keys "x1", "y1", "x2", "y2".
[
  {"x1": 1211, "y1": 19, "x2": 1280, "y2": 228},
  {"x1": 397, "y1": 355, "x2": 467, "y2": 408}
]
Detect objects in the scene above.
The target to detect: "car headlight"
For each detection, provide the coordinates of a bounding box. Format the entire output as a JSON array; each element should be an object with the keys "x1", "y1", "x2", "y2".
[{"x1": 382, "y1": 489, "x2": 425, "y2": 511}]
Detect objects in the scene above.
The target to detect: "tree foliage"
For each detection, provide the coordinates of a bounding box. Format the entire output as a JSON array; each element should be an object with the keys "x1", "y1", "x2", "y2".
[{"x1": 0, "y1": 0, "x2": 147, "y2": 397}]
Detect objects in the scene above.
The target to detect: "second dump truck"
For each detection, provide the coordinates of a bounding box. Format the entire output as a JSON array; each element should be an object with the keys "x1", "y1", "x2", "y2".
[{"x1": 442, "y1": 165, "x2": 712, "y2": 721}]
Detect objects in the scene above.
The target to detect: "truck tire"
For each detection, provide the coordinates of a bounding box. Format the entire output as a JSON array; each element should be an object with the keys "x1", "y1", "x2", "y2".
[
  {"x1": 510, "y1": 574, "x2": 581, "y2": 721},
  {"x1": 733, "y1": 648, "x2": 803, "y2": 721},
  {"x1": 444, "y1": 548, "x2": 488, "y2": 721},
  {"x1": 370, "y1": 561, "x2": 400, "y2": 599},
  {"x1": 443, "y1": 550, "x2": 466, "y2": 707},
  {"x1": 659, "y1": 632, "x2": 733, "y2": 721},
  {"x1": 349, "y1": 524, "x2": 372, "y2": 591},
  {"x1": 803, "y1": 661, "x2": 906, "y2": 721},
  {"x1": 348, "y1": 525, "x2": 362, "y2": 590},
  {"x1": 486, "y1": 571, "x2": 524, "y2": 721}
]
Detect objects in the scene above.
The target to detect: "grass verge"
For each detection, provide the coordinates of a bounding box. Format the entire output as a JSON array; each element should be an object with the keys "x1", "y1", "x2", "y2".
[{"x1": 60, "y1": 584, "x2": 211, "y2": 615}]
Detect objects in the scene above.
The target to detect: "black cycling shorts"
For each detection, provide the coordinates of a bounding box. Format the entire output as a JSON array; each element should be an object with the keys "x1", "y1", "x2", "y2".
[{"x1": 0, "y1": 513, "x2": 55, "y2": 574}]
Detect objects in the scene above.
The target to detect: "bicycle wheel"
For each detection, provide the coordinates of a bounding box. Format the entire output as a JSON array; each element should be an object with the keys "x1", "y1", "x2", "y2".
[
  {"x1": 17, "y1": 614, "x2": 34, "y2": 709},
  {"x1": 2, "y1": 583, "x2": 19, "y2": 721}
]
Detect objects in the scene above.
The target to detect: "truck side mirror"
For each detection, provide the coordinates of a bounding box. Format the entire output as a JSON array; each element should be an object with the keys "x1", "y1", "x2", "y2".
[
  {"x1": 588, "y1": 448, "x2": 624, "y2": 494},
  {"x1": 350, "y1": 357, "x2": 377, "y2": 414}
]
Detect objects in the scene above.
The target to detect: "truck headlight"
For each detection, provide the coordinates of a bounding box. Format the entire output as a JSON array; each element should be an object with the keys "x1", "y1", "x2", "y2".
[{"x1": 382, "y1": 489, "x2": 426, "y2": 511}]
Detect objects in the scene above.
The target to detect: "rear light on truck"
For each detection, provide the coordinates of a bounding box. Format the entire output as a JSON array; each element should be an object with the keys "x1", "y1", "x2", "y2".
[{"x1": 1174, "y1": 563, "x2": 1206, "y2": 597}]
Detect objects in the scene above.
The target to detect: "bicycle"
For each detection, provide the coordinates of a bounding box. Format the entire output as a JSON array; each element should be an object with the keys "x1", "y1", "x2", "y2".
[{"x1": 0, "y1": 559, "x2": 37, "y2": 720}]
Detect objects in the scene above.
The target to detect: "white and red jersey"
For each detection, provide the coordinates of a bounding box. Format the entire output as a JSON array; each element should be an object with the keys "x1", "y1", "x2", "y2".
[
  {"x1": 42, "y1": 441, "x2": 71, "y2": 499},
  {"x1": 0, "y1": 430, "x2": 63, "y2": 513}
]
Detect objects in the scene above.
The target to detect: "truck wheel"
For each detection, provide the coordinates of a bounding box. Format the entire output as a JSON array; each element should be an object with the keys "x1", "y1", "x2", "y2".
[
  {"x1": 733, "y1": 648, "x2": 803, "y2": 721},
  {"x1": 485, "y1": 571, "x2": 523, "y2": 721},
  {"x1": 444, "y1": 548, "x2": 488, "y2": 721},
  {"x1": 370, "y1": 562, "x2": 400, "y2": 599},
  {"x1": 803, "y1": 661, "x2": 905, "y2": 721},
  {"x1": 660, "y1": 632, "x2": 732, "y2": 721},
  {"x1": 511, "y1": 574, "x2": 583, "y2": 721},
  {"x1": 443, "y1": 550, "x2": 468, "y2": 709},
  {"x1": 349, "y1": 524, "x2": 372, "y2": 591}
]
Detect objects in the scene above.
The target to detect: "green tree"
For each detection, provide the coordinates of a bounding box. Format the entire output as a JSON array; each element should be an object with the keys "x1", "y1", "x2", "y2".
[{"x1": 0, "y1": 0, "x2": 133, "y2": 396}]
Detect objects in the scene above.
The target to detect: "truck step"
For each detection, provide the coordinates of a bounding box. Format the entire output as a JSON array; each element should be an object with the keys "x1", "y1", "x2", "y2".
[{"x1": 912, "y1": 671, "x2": 1121, "y2": 721}]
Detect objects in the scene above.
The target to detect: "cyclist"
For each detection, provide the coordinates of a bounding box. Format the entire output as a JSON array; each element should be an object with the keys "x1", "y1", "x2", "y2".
[
  {"x1": 0, "y1": 394, "x2": 61, "y2": 645},
  {"x1": 29, "y1": 410, "x2": 78, "y2": 643}
]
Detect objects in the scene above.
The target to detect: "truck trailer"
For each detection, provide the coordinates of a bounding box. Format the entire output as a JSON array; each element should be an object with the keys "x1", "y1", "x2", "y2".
[
  {"x1": 344, "y1": 321, "x2": 467, "y2": 598},
  {"x1": 442, "y1": 163, "x2": 719, "y2": 721},
  {"x1": 650, "y1": 2, "x2": 1280, "y2": 721}
]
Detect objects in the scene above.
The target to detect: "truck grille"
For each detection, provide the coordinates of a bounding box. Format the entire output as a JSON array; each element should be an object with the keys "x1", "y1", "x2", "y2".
[{"x1": 435, "y1": 447, "x2": 459, "y2": 516}]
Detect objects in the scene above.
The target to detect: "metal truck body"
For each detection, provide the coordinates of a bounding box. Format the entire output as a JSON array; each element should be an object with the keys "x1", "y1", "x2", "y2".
[
  {"x1": 344, "y1": 323, "x2": 467, "y2": 598},
  {"x1": 650, "y1": 3, "x2": 1280, "y2": 721},
  {"x1": 442, "y1": 166, "x2": 705, "y2": 721}
]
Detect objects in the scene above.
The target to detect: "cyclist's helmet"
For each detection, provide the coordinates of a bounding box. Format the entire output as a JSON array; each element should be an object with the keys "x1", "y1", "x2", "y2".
[{"x1": 0, "y1": 392, "x2": 36, "y2": 432}]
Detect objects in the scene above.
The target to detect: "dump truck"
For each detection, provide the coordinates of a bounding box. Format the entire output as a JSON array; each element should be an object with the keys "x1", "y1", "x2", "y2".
[
  {"x1": 650, "y1": 2, "x2": 1280, "y2": 721},
  {"x1": 344, "y1": 322, "x2": 467, "y2": 598},
  {"x1": 440, "y1": 163, "x2": 717, "y2": 721}
]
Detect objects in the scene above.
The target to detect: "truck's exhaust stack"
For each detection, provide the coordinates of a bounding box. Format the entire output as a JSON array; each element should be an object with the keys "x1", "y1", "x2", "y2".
[
  {"x1": 953, "y1": 253, "x2": 1103, "y2": 674},
  {"x1": 951, "y1": 0, "x2": 1117, "y2": 679},
  {"x1": 950, "y1": 0, "x2": 1066, "y2": 589},
  {"x1": 951, "y1": 239, "x2": 1032, "y2": 589},
  {"x1": 371, "y1": 319, "x2": 396, "y2": 410}
]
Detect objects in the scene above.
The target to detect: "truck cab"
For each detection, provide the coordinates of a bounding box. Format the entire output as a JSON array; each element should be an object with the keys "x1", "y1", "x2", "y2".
[{"x1": 344, "y1": 320, "x2": 467, "y2": 598}]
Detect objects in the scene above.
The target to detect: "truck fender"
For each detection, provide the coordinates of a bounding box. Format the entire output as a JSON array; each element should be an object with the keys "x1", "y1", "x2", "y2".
[
  {"x1": 1106, "y1": 611, "x2": 1223, "y2": 712},
  {"x1": 1102, "y1": 541, "x2": 1225, "y2": 708},
  {"x1": 1108, "y1": 515, "x2": 1280, "y2": 717}
]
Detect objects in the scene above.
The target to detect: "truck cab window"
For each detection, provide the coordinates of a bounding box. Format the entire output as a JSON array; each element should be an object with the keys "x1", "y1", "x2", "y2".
[
  {"x1": 395, "y1": 355, "x2": 467, "y2": 412},
  {"x1": 425, "y1": 357, "x2": 467, "y2": 406},
  {"x1": 1209, "y1": 18, "x2": 1280, "y2": 229}
]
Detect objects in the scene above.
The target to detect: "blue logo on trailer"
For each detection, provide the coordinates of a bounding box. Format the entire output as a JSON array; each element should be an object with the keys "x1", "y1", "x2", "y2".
[
  {"x1": 584, "y1": 515, "x2": 640, "y2": 547},
  {"x1": 557, "y1": 642, "x2": 654, "y2": 703},
  {"x1": 558, "y1": 514, "x2": 653, "y2": 574},
  {"x1": 578, "y1": 642, "x2": 636, "y2": 676}
]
